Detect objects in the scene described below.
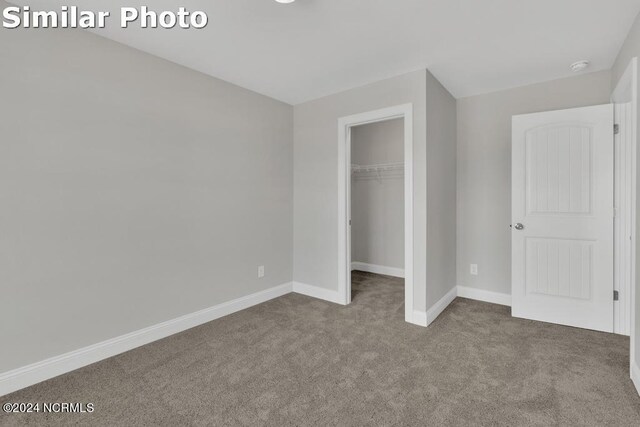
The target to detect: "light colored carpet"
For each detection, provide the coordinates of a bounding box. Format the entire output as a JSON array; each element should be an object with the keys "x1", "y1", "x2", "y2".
[{"x1": 2, "y1": 271, "x2": 640, "y2": 426}]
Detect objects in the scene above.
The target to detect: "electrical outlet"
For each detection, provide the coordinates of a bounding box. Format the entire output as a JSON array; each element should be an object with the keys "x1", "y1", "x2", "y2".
[
  {"x1": 258, "y1": 265, "x2": 265, "y2": 278},
  {"x1": 470, "y1": 264, "x2": 478, "y2": 276}
]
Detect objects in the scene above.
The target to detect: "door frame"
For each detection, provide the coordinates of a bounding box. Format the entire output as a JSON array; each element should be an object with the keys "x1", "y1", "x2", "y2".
[
  {"x1": 611, "y1": 57, "x2": 638, "y2": 377},
  {"x1": 337, "y1": 103, "x2": 414, "y2": 324},
  {"x1": 612, "y1": 57, "x2": 638, "y2": 338}
]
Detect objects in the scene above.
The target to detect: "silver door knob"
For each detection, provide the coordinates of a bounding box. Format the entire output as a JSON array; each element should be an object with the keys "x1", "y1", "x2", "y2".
[{"x1": 514, "y1": 223, "x2": 524, "y2": 230}]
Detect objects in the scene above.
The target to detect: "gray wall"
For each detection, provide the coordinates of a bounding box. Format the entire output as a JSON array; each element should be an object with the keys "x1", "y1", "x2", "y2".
[
  {"x1": 293, "y1": 70, "x2": 429, "y2": 311},
  {"x1": 351, "y1": 119, "x2": 404, "y2": 270},
  {"x1": 611, "y1": 10, "x2": 640, "y2": 378},
  {"x1": 0, "y1": 17, "x2": 293, "y2": 372},
  {"x1": 293, "y1": 69, "x2": 457, "y2": 313},
  {"x1": 456, "y1": 71, "x2": 612, "y2": 296},
  {"x1": 425, "y1": 70, "x2": 457, "y2": 305}
]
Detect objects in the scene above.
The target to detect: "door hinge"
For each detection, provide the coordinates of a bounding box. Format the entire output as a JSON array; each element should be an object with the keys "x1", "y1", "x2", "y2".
[
  {"x1": 614, "y1": 124, "x2": 620, "y2": 135},
  {"x1": 614, "y1": 290, "x2": 619, "y2": 301}
]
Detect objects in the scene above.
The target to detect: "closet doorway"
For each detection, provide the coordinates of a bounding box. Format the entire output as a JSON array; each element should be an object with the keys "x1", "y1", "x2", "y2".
[{"x1": 338, "y1": 104, "x2": 414, "y2": 324}]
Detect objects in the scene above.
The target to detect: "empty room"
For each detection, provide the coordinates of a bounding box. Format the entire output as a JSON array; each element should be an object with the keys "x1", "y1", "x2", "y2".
[{"x1": 2, "y1": 0, "x2": 640, "y2": 425}]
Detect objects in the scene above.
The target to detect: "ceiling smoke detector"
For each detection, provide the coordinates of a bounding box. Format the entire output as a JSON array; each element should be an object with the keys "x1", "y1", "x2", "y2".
[{"x1": 570, "y1": 60, "x2": 590, "y2": 72}]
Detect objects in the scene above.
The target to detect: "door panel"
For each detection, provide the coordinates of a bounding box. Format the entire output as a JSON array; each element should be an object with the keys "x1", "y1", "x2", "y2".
[
  {"x1": 527, "y1": 125, "x2": 592, "y2": 215},
  {"x1": 525, "y1": 238, "x2": 593, "y2": 299},
  {"x1": 512, "y1": 104, "x2": 614, "y2": 332}
]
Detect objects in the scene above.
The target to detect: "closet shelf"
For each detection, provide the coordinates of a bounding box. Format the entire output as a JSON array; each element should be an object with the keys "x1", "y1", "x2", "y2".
[
  {"x1": 351, "y1": 162, "x2": 404, "y2": 181},
  {"x1": 351, "y1": 162, "x2": 404, "y2": 174}
]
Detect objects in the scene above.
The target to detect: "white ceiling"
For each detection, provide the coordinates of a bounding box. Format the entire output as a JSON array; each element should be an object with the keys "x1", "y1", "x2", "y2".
[{"x1": 14, "y1": 0, "x2": 640, "y2": 104}]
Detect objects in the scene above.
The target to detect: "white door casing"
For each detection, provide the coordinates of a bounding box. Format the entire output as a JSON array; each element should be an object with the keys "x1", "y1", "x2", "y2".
[
  {"x1": 614, "y1": 102, "x2": 634, "y2": 336},
  {"x1": 512, "y1": 104, "x2": 614, "y2": 332},
  {"x1": 338, "y1": 104, "x2": 414, "y2": 324},
  {"x1": 611, "y1": 57, "x2": 637, "y2": 339}
]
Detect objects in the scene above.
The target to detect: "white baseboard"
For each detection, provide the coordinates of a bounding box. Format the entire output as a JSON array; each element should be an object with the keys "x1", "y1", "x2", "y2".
[
  {"x1": 632, "y1": 362, "x2": 640, "y2": 397},
  {"x1": 426, "y1": 287, "x2": 458, "y2": 325},
  {"x1": 457, "y1": 285, "x2": 511, "y2": 307},
  {"x1": 411, "y1": 310, "x2": 428, "y2": 327},
  {"x1": 0, "y1": 281, "x2": 516, "y2": 396},
  {"x1": 351, "y1": 262, "x2": 404, "y2": 278},
  {"x1": 292, "y1": 281, "x2": 345, "y2": 305},
  {"x1": 0, "y1": 282, "x2": 293, "y2": 397},
  {"x1": 409, "y1": 287, "x2": 457, "y2": 327}
]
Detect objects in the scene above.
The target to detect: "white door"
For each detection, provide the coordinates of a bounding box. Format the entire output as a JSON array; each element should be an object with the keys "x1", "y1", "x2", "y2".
[{"x1": 512, "y1": 104, "x2": 614, "y2": 332}]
